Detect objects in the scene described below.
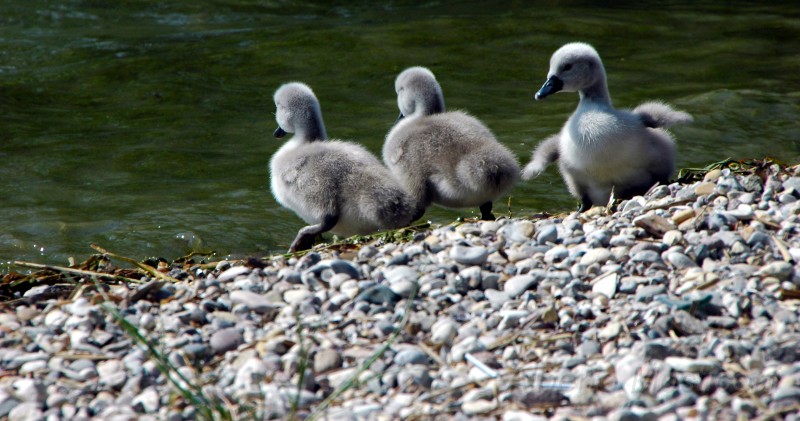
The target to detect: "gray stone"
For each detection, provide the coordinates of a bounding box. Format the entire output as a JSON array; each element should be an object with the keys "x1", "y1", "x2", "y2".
[
  {"x1": 383, "y1": 265, "x2": 419, "y2": 284},
  {"x1": 757, "y1": 261, "x2": 794, "y2": 281},
  {"x1": 665, "y1": 357, "x2": 720, "y2": 373},
  {"x1": 97, "y1": 359, "x2": 127, "y2": 389},
  {"x1": 577, "y1": 340, "x2": 601, "y2": 357},
  {"x1": 389, "y1": 280, "x2": 418, "y2": 298},
  {"x1": 631, "y1": 250, "x2": 663, "y2": 264},
  {"x1": 666, "y1": 252, "x2": 697, "y2": 269},
  {"x1": 536, "y1": 224, "x2": 559, "y2": 245},
  {"x1": 355, "y1": 285, "x2": 400, "y2": 305},
  {"x1": 394, "y1": 347, "x2": 429, "y2": 366},
  {"x1": 314, "y1": 349, "x2": 342, "y2": 373},
  {"x1": 503, "y1": 274, "x2": 539, "y2": 298},
  {"x1": 580, "y1": 248, "x2": 614, "y2": 266},
  {"x1": 229, "y1": 291, "x2": 283, "y2": 315},
  {"x1": 209, "y1": 328, "x2": 243, "y2": 354},
  {"x1": 132, "y1": 387, "x2": 160, "y2": 413},
  {"x1": 635, "y1": 285, "x2": 667, "y2": 302},
  {"x1": 593, "y1": 273, "x2": 619, "y2": 299},
  {"x1": 450, "y1": 245, "x2": 489, "y2": 266},
  {"x1": 216, "y1": 266, "x2": 250, "y2": 282}
]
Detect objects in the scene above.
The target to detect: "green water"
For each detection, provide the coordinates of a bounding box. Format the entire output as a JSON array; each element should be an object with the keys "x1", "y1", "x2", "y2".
[{"x1": 2, "y1": 1, "x2": 799, "y2": 268}]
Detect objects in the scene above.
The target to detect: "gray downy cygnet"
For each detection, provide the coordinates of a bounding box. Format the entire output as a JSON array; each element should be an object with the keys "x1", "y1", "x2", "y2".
[
  {"x1": 383, "y1": 66, "x2": 520, "y2": 220},
  {"x1": 522, "y1": 42, "x2": 693, "y2": 212},
  {"x1": 270, "y1": 82, "x2": 416, "y2": 252}
]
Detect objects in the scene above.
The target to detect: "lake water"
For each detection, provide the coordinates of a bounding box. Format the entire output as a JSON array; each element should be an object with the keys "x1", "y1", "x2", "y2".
[{"x1": 2, "y1": 1, "x2": 799, "y2": 269}]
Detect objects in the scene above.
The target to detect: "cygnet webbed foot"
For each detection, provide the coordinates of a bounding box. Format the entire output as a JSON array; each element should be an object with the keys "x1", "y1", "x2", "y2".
[
  {"x1": 479, "y1": 202, "x2": 495, "y2": 220},
  {"x1": 289, "y1": 214, "x2": 339, "y2": 253}
]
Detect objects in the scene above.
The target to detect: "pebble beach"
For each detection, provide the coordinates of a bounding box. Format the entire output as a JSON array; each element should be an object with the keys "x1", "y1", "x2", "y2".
[{"x1": 2, "y1": 161, "x2": 800, "y2": 421}]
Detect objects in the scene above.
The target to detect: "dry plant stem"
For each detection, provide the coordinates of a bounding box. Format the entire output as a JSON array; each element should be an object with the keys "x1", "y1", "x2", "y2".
[
  {"x1": 12, "y1": 261, "x2": 144, "y2": 284},
  {"x1": 91, "y1": 243, "x2": 182, "y2": 283}
]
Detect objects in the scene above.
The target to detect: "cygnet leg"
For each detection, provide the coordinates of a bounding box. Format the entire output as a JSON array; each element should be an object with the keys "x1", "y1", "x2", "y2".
[
  {"x1": 479, "y1": 201, "x2": 495, "y2": 221},
  {"x1": 578, "y1": 194, "x2": 593, "y2": 213},
  {"x1": 289, "y1": 214, "x2": 339, "y2": 253}
]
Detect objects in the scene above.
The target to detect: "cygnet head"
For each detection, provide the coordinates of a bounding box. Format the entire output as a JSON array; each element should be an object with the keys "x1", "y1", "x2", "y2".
[
  {"x1": 273, "y1": 82, "x2": 327, "y2": 141},
  {"x1": 534, "y1": 42, "x2": 608, "y2": 102},
  {"x1": 395, "y1": 66, "x2": 445, "y2": 120}
]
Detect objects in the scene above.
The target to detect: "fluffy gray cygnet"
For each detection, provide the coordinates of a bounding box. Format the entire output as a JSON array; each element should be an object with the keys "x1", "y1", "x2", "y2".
[
  {"x1": 383, "y1": 66, "x2": 520, "y2": 220},
  {"x1": 270, "y1": 82, "x2": 416, "y2": 252},
  {"x1": 523, "y1": 42, "x2": 693, "y2": 212}
]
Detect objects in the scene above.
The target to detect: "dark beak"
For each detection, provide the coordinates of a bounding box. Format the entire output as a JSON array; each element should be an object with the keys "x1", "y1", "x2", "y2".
[
  {"x1": 395, "y1": 112, "x2": 405, "y2": 123},
  {"x1": 274, "y1": 127, "x2": 287, "y2": 138},
  {"x1": 535, "y1": 75, "x2": 564, "y2": 100}
]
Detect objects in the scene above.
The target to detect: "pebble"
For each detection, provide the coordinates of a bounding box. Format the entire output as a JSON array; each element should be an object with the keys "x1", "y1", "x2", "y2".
[
  {"x1": 592, "y1": 273, "x2": 619, "y2": 299},
  {"x1": 665, "y1": 357, "x2": 721, "y2": 373},
  {"x1": 229, "y1": 290, "x2": 283, "y2": 314},
  {"x1": 503, "y1": 274, "x2": 540, "y2": 298},
  {"x1": 209, "y1": 328, "x2": 244, "y2": 354},
  {"x1": 314, "y1": 349, "x2": 342, "y2": 373},
  {"x1": 450, "y1": 244, "x2": 489, "y2": 266}
]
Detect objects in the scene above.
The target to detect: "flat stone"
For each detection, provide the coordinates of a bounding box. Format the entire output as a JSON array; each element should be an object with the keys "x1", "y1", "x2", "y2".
[
  {"x1": 229, "y1": 290, "x2": 283, "y2": 314},
  {"x1": 634, "y1": 213, "x2": 675, "y2": 237},
  {"x1": 282, "y1": 289, "x2": 311, "y2": 305},
  {"x1": 431, "y1": 318, "x2": 458, "y2": 345},
  {"x1": 665, "y1": 357, "x2": 720, "y2": 373},
  {"x1": 394, "y1": 347, "x2": 429, "y2": 366},
  {"x1": 462, "y1": 399, "x2": 497, "y2": 415},
  {"x1": 580, "y1": 248, "x2": 614, "y2": 266},
  {"x1": 355, "y1": 285, "x2": 400, "y2": 305},
  {"x1": 450, "y1": 245, "x2": 489, "y2": 266},
  {"x1": 132, "y1": 387, "x2": 160, "y2": 413},
  {"x1": 216, "y1": 266, "x2": 250, "y2": 282},
  {"x1": 383, "y1": 265, "x2": 419, "y2": 284},
  {"x1": 757, "y1": 261, "x2": 794, "y2": 281},
  {"x1": 97, "y1": 359, "x2": 127, "y2": 389},
  {"x1": 694, "y1": 182, "x2": 715, "y2": 196},
  {"x1": 667, "y1": 252, "x2": 698, "y2": 269},
  {"x1": 592, "y1": 273, "x2": 619, "y2": 299},
  {"x1": 209, "y1": 328, "x2": 243, "y2": 354},
  {"x1": 313, "y1": 349, "x2": 342, "y2": 373},
  {"x1": 636, "y1": 284, "x2": 667, "y2": 302},
  {"x1": 503, "y1": 274, "x2": 539, "y2": 298},
  {"x1": 536, "y1": 224, "x2": 559, "y2": 245},
  {"x1": 389, "y1": 280, "x2": 417, "y2": 298},
  {"x1": 598, "y1": 321, "x2": 623, "y2": 341}
]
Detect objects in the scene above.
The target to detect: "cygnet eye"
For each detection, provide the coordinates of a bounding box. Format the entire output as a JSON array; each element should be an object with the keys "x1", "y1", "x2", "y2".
[{"x1": 562, "y1": 63, "x2": 573, "y2": 72}]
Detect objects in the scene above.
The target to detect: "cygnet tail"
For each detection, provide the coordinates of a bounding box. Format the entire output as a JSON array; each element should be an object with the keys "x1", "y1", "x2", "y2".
[
  {"x1": 522, "y1": 133, "x2": 560, "y2": 181},
  {"x1": 634, "y1": 101, "x2": 693, "y2": 128}
]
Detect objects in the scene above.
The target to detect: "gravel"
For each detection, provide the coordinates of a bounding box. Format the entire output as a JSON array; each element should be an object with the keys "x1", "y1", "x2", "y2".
[{"x1": 2, "y1": 165, "x2": 800, "y2": 420}]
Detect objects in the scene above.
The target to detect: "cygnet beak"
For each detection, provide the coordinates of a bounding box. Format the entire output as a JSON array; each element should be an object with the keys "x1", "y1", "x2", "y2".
[
  {"x1": 535, "y1": 75, "x2": 564, "y2": 100},
  {"x1": 395, "y1": 112, "x2": 405, "y2": 123},
  {"x1": 274, "y1": 127, "x2": 287, "y2": 138}
]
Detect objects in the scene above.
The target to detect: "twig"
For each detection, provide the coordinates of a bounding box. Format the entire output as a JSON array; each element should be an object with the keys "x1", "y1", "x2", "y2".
[
  {"x1": 465, "y1": 352, "x2": 498, "y2": 378},
  {"x1": 91, "y1": 244, "x2": 181, "y2": 283},
  {"x1": 12, "y1": 261, "x2": 143, "y2": 284},
  {"x1": 754, "y1": 404, "x2": 800, "y2": 421}
]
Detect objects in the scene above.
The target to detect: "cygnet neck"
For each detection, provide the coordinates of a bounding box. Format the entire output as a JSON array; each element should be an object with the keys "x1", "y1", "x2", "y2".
[{"x1": 578, "y1": 80, "x2": 612, "y2": 107}]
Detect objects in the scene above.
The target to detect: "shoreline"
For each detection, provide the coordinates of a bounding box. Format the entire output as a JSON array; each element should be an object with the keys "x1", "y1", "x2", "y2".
[{"x1": 1, "y1": 159, "x2": 800, "y2": 420}]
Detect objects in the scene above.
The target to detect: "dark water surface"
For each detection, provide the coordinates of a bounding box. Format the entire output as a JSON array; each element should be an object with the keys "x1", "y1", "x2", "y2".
[{"x1": 2, "y1": 1, "x2": 799, "y2": 268}]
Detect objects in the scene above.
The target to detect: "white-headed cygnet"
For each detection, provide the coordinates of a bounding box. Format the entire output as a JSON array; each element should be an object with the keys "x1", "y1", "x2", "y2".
[
  {"x1": 383, "y1": 66, "x2": 520, "y2": 220},
  {"x1": 522, "y1": 42, "x2": 693, "y2": 212},
  {"x1": 270, "y1": 82, "x2": 416, "y2": 252}
]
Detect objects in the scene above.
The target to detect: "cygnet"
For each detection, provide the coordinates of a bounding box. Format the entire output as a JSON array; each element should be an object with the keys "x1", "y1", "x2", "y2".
[
  {"x1": 522, "y1": 42, "x2": 693, "y2": 212},
  {"x1": 270, "y1": 82, "x2": 416, "y2": 252},
  {"x1": 383, "y1": 66, "x2": 520, "y2": 220}
]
